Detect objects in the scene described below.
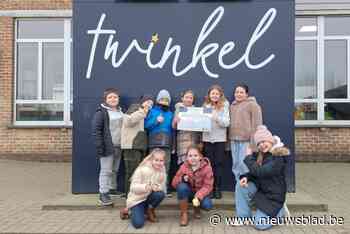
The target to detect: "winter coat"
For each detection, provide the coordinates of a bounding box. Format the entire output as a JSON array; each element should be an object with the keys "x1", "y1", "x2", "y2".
[
  {"x1": 144, "y1": 105, "x2": 174, "y2": 148},
  {"x1": 91, "y1": 104, "x2": 123, "y2": 158},
  {"x1": 126, "y1": 159, "x2": 167, "y2": 209},
  {"x1": 229, "y1": 97, "x2": 262, "y2": 142},
  {"x1": 202, "y1": 101, "x2": 230, "y2": 143},
  {"x1": 241, "y1": 147, "x2": 290, "y2": 217},
  {"x1": 171, "y1": 157, "x2": 214, "y2": 200},
  {"x1": 121, "y1": 104, "x2": 148, "y2": 151},
  {"x1": 173, "y1": 102, "x2": 201, "y2": 162}
]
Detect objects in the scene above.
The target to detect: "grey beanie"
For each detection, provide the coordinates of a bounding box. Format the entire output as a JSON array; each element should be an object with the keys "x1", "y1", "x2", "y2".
[{"x1": 156, "y1": 89, "x2": 171, "y2": 104}]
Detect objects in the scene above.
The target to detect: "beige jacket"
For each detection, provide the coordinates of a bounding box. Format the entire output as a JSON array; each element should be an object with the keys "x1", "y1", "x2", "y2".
[
  {"x1": 121, "y1": 104, "x2": 147, "y2": 150},
  {"x1": 126, "y1": 160, "x2": 167, "y2": 209},
  {"x1": 229, "y1": 97, "x2": 262, "y2": 142}
]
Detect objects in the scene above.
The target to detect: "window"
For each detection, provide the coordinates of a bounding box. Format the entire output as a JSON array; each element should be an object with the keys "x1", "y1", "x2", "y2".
[
  {"x1": 15, "y1": 19, "x2": 72, "y2": 125},
  {"x1": 295, "y1": 16, "x2": 350, "y2": 125}
]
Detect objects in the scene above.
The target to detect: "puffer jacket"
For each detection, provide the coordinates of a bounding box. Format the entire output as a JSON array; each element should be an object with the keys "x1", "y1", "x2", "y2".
[
  {"x1": 241, "y1": 146, "x2": 290, "y2": 217},
  {"x1": 126, "y1": 160, "x2": 167, "y2": 209},
  {"x1": 202, "y1": 101, "x2": 230, "y2": 143},
  {"x1": 171, "y1": 157, "x2": 214, "y2": 200},
  {"x1": 144, "y1": 105, "x2": 174, "y2": 148},
  {"x1": 91, "y1": 104, "x2": 123, "y2": 157}
]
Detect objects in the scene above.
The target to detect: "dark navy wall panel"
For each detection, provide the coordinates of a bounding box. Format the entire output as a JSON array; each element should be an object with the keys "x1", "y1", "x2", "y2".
[{"x1": 73, "y1": 0, "x2": 295, "y2": 193}]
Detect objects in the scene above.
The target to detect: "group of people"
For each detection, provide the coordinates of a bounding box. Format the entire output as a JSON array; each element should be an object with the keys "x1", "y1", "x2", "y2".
[{"x1": 92, "y1": 84, "x2": 290, "y2": 231}]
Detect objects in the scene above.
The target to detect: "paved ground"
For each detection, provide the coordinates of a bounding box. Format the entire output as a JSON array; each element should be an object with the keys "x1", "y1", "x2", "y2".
[{"x1": 0, "y1": 160, "x2": 349, "y2": 234}]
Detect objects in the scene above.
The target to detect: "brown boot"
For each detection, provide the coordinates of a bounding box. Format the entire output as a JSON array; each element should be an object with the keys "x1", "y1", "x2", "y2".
[
  {"x1": 119, "y1": 207, "x2": 129, "y2": 220},
  {"x1": 146, "y1": 207, "x2": 158, "y2": 223},
  {"x1": 179, "y1": 200, "x2": 189, "y2": 226},
  {"x1": 193, "y1": 206, "x2": 201, "y2": 219}
]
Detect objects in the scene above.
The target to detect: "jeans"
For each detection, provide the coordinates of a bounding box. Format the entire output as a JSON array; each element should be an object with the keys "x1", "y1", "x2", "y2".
[
  {"x1": 235, "y1": 182, "x2": 285, "y2": 230},
  {"x1": 130, "y1": 191, "x2": 165, "y2": 229},
  {"x1": 176, "y1": 182, "x2": 212, "y2": 210},
  {"x1": 99, "y1": 147, "x2": 122, "y2": 194},
  {"x1": 231, "y1": 141, "x2": 250, "y2": 209}
]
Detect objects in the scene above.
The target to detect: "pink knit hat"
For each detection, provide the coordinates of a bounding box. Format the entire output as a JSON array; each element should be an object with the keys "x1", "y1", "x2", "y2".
[{"x1": 254, "y1": 125, "x2": 275, "y2": 146}]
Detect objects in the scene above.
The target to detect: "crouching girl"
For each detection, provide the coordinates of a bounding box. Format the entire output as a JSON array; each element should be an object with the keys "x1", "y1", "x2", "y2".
[
  {"x1": 236, "y1": 125, "x2": 290, "y2": 231},
  {"x1": 171, "y1": 145, "x2": 214, "y2": 226},
  {"x1": 122, "y1": 148, "x2": 167, "y2": 229}
]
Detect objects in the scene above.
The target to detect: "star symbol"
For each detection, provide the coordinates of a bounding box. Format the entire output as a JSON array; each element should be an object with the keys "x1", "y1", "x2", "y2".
[{"x1": 151, "y1": 33, "x2": 159, "y2": 44}]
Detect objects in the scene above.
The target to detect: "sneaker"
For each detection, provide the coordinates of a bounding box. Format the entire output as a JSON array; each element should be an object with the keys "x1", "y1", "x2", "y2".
[
  {"x1": 99, "y1": 193, "x2": 113, "y2": 206},
  {"x1": 283, "y1": 203, "x2": 290, "y2": 218},
  {"x1": 166, "y1": 192, "x2": 173, "y2": 198},
  {"x1": 109, "y1": 189, "x2": 124, "y2": 197}
]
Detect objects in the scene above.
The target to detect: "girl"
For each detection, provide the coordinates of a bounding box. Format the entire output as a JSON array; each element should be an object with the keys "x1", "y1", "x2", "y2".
[
  {"x1": 237, "y1": 125, "x2": 289, "y2": 230},
  {"x1": 172, "y1": 145, "x2": 214, "y2": 226},
  {"x1": 121, "y1": 148, "x2": 167, "y2": 229},
  {"x1": 202, "y1": 85, "x2": 230, "y2": 199},
  {"x1": 229, "y1": 84, "x2": 262, "y2": 205},
  {"x1": 172, "y1": 90, "x2": 201, "y2": 165},
  {"x1": 121, "y1": 95, "x2": 154, "y2": 197},
  {"x1": 92, "y1": 88, "x2": 124, "y2": 206},
  {"x1": 144, "y1": 89, "x2": 174, "y2": 196}
]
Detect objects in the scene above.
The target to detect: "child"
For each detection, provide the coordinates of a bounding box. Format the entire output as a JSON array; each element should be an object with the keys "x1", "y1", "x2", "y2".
[
  {"x1": 229, "y1": 84, "x2": 262, "y2": 206},
  {"x1": 92, "y1": 88, "x2": 124, "y2": 206},
  {"x1": 202, "y1": 85, "x2": 230, "y2": 199},
  {"x1": 144, "y1": 89, "x2": 174, "y2": 195},
  {"x1": 172, "y1": 90, "x2": 201, "y2": 165},
  {"x1": 237, "y1": 125, "x2": 289, "y2": 231},
  {"x1": 172, "y1": 145, "x2": 214, "y2": 226},
  {"x1": 121, "y1": 94, "x2": 154, "y2": 197},
  {"x1": 121, "y1": 148, "x2": 167, "y2": 229}
]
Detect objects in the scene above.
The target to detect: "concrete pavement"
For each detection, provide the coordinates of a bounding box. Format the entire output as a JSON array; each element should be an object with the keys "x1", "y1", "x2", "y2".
[{"x1": 0, "y1": 159, "x2": 349, "y2": 234}]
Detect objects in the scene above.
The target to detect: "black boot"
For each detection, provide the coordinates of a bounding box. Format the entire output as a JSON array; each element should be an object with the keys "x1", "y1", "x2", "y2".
[{"x1": 214, "y1": 175, "x2": 222, "y2": 199}]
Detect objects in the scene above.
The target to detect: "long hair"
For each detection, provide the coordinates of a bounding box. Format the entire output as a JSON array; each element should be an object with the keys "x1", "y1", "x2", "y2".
[
  {"x1": 204, "y1": 85, "x2": 226, "y2": 110},
  {"x1": 130, "y1": 148, "x2": 166, "y2": 181}
]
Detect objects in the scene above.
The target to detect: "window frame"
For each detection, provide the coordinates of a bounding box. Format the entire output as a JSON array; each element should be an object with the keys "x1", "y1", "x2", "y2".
[
  {"x1": 295, "y1": 15, "x2": 350, "y2": 127},
  {"x1": 14, "y1": 18, "x2": 72, "y2": 126}
]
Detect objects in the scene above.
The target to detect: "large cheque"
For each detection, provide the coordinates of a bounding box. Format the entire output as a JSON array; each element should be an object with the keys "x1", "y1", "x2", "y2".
[{"x1": 177, "y1": 107, "x2": 212, "y2": 132}]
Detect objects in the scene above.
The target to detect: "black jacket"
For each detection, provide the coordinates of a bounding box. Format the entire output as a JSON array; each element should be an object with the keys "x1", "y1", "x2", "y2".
[
  {"x1": 241, "y1": 147, "x2": 290, "y2": 217},
  {"x1": 91, "y1": 105, "x2": 115, "y2": 158}
]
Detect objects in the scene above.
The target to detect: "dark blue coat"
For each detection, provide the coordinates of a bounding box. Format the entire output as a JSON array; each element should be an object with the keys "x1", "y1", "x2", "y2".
[
  {"x1": 91, "y1": 105, "x2": 114, "y2": 158},
  {"x1": 241, "y1": 147, "x2": 290, "y2": 217}
]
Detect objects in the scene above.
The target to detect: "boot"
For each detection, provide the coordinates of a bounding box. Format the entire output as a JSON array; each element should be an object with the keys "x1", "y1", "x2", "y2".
[
  {"x1": 119, "y1": 207, "x2": 129, "y2": 220},
  {"x1": 214, "y1": 175, "x2": 222, "y2": 199},
  {"x1": 193, "y1": 206, "x2": 201, "y2": 219},
  {"x1": 146, "y1": 207, "x2": 157, "y2": 222},
  {"x1": 179, "y1": 200, "x2": 189, "y2": 226}
]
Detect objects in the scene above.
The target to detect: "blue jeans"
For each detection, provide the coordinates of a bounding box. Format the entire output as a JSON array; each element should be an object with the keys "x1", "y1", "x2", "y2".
[
  {"x1": 231, "y1": 141, "x2": 250, "y2": 210},
  {"x1": 130, "y1": 191, "x2": 165, "y2": 229},
  {"x1": 176, "y1": 182, "x2": 212, "y2": 210},
  {"x1": 235, "y1": 182, "x2": 285, "y2": 230}
]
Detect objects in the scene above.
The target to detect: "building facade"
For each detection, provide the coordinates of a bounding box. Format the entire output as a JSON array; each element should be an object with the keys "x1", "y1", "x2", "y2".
[{"x1": 0, "y1": 0, "x2": 350, "y2": 161}]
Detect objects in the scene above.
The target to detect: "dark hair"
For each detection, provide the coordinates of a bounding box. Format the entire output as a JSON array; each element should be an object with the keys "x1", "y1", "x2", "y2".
[
  {"x1": 235, "y1": 83, "x2": 249, "y2": 95},
  {"x1": 180, "y1": 89, "x2": 195, "y2": 103},
  {"x1": 103, "y1": 88, "x2": 119, "y2": 101}
]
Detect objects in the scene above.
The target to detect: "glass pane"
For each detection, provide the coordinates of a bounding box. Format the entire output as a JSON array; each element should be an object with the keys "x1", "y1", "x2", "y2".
[
  {"x1": 18, "y1": 20, "x2": 64, "y2": 39},
  {"x1": 325, "y1": 40, "x2": 347, "y2": 99},
  {"x1": 295, "y1": 17, "x2": 317, "y2": 37},
  {"x1": 17, "y1": 43, "x2": 38, "y2": 100},
  {"x1": 16, "y1": 104, "x2": 63, "y2": 121},
  {"x1": 42, "y1": 43, "x2": 64, "y2": 100},
  {"x1": 325, "y1": 17, "x2": 350, "y2": 36},
  {"x1": 295, "y1": 41, "x2": 317, "y2": 99},
  {"x1": 295, "y1": 103, "x2": 317, "y2": 120},
  {"x1": 325, "y1": 103, "x2": 350, "y2": 120}
]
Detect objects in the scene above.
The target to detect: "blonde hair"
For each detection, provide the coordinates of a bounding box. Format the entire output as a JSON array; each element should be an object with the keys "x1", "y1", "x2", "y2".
[{"x1": 204, "y1": 85, "x2": 226, "y2": 110}]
